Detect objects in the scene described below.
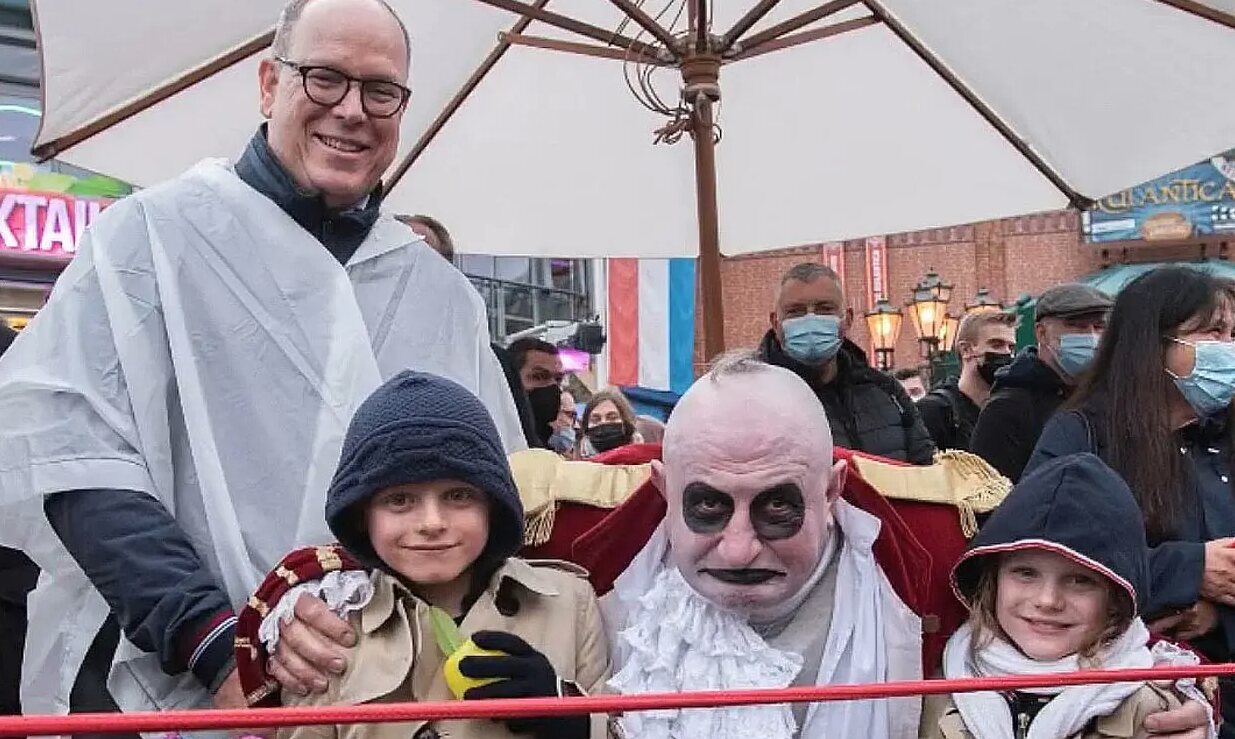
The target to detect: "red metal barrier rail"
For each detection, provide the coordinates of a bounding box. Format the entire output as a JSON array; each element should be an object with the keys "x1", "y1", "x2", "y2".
[{"x1": 4, "y1": 665, "x2": 1234, "y2": 737}]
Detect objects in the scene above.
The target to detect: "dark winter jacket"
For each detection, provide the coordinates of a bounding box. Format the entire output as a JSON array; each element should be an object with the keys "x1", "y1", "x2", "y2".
[
  {"x1": 759, "y1": 331, "x2": 935, "y2": 464},
  {"x1": 917, "y1": 381, "x2": 980, "y2": 452},
  {"x1": 41, "y1": 125, "x2": 387, "y2": 695},
  {"x1": 970, "y1": 348, "x2": 1070, "y2": 482},
  {"x1": 1026, "y1": 407, "x2": 1235, "y2": 733}
]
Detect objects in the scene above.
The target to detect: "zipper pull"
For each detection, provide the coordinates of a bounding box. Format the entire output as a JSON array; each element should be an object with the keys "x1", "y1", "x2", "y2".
[{"x1": 1017, "y1": 711, "x2": 1030, "y2": 739}]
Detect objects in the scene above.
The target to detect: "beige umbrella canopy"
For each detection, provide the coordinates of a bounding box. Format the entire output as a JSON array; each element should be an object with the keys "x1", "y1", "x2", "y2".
[{"x1": 28, "y1": 0, "x2": 1235, "y2": 356}]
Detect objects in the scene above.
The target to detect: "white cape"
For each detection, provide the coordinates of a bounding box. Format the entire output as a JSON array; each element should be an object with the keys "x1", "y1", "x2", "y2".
[
  {"x1": 602, "y1": 500, "x2": 923, "y2": 739},
  {"x1": 0, "y1": 159, "x2": 526, "y2": 719}
]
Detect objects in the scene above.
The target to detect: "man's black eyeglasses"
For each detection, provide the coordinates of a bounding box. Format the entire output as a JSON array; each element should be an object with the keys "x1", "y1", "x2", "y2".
[{"x1": 275, "y1": 57, "x2": 410, "y2": 118}]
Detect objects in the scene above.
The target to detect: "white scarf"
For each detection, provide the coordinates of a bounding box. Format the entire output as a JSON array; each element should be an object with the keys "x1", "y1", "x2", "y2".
[{"x1": 944, "y1": 620, "x2": 1154, "y2": 739}]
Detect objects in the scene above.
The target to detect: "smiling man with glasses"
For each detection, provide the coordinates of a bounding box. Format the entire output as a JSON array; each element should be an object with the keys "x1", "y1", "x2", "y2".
[{"x1": 0, "y1": 0, "x2": 528, "y2": 723}]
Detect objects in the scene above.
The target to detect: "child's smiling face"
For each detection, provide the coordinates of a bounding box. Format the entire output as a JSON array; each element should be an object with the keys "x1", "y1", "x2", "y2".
[
  {"x1": 365, "y1": 480, "x2": 490, "y2": 612},
  {"x1": 995, "y1": 549, "x2": 1112, "y2": 662}
]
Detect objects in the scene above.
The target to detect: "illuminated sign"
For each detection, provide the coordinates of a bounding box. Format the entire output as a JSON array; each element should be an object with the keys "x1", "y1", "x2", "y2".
[{"x1": 0, "y1": 188, "x2": 110, "y2": 261}]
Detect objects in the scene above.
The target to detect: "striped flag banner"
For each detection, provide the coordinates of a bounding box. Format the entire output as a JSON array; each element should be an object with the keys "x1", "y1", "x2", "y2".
[{"x1": 606, "y1": 258, "x2": 697, "y2": 395}]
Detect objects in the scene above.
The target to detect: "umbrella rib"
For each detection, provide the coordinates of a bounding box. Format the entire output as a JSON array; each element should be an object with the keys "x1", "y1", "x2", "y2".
[
  {"x1": 608, "y1": 0, "x2": 682, "y2": 56},
  {"x1": 501, "y1": 32, "x2": 671, "y2": 65},
  {"x1": 737, "y1": 0, "x2": 861, "y2": 53},
  {"x1": 30, "y1": 30, "x2": 274, "y2": 161},
  {"x1": 860, "y1": 0, "x2": 1090, "y2": 209},
  {"x1": 384, "y1": 0, "x2": 551, "y2": 191},
  {"x1": 729, "y1": 16, "x2": 879, "y2": 62},
  {"x1": 1154, "y1": 0, "x2": 1235, "y2": 29},
  {"x1": 719, "y1": 0, "x2": 783, "y2": 52},
  {"x1": 470, "y1": 0, "x2": 662, "y2": 58}
]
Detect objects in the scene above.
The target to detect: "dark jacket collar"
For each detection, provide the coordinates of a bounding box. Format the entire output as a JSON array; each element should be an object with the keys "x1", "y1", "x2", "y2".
[{"x1": 234, "y1": 125, "x2": 383, "y2": 265}]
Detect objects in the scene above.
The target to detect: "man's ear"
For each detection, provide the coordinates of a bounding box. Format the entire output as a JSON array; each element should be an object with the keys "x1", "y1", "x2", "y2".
[
  {"x1": 650, "y1": 460, "x2": 667, "y2": 501},
  {"x1": 825, "y1": 459, "x2": 848, "y2": 505},
  {"x1": 842, "y1": 307, "x2": 854, "y2": 334},
  {"x1": 258, "y1": 58, "x2": 279, "y2": 119}
]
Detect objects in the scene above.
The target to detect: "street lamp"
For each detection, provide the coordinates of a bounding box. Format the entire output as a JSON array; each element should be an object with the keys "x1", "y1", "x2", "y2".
[
  {"x1": 938, "y1": 313, "x2": 961, "y2": 352},
  {"x1": 864, "y1": 298, "x2": 903, "y2": 371},
  {"x1": 906, "y1": 271, "x2": 953, "y2": 359},
  {"x1": 964, "y1": 287, "x2": 1004, "y2": 315}
]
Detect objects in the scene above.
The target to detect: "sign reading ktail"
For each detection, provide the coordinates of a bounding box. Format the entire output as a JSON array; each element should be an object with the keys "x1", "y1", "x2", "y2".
[{"x1": 0, "y1": 187, "x2": 111, "y2": 261}]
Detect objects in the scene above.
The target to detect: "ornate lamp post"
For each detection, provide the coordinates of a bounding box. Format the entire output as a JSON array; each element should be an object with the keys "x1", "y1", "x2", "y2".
[
  {"x1": 864, "y1": 298, "x2": 903, "y2": 371},
  {"x1": 906, "y1": 270, "x2": 954, "y2": 361},
  {"x1": 964, "y1": 287, "x2": 1005, "y2": 315}
]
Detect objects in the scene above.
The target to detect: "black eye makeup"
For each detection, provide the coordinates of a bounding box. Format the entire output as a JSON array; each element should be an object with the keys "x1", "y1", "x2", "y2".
[
  {"x1": 681, "y1": 482, "x2": 806, "y2": 539},
  {"x1": 682, "y1": 482, "x2": 734, "y2": 533},
  {"x1": 751, "y1": 484, "x2": 805, "y2": 540}
]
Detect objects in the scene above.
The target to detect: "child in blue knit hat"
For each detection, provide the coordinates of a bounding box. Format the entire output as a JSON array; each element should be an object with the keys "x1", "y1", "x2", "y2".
[{"x1": 280, "y1": 371, "x2": 610, "y2": 739}]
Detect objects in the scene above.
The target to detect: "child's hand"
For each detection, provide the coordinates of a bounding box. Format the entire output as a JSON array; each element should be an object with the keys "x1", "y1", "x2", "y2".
[{"x1": 460, "y1": 631, "x2": 589, "y2": 739}]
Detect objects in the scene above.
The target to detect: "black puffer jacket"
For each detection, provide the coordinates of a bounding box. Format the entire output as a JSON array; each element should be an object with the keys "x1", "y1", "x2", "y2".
[
  {"x1": 759, "y1": 331, "x2": 935, "y2": 464},
  {"x1": 970, "y1": 348, "x2": 1069, "y2": 482}
]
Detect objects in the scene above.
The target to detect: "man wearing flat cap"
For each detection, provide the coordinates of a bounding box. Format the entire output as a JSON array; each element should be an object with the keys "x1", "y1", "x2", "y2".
[{"x1": 970, "y1": 283, "x2": 1113, "y2": 482}]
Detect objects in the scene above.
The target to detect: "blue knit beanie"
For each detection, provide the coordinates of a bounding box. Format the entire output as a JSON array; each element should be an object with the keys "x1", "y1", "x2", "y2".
[{"x1": 325, "y1": 370, "x2": 524, "y2": 572}]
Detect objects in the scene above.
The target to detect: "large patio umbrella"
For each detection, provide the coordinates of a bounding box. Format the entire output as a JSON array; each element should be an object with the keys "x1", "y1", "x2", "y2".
[{"x1": 28, "y1": 0, "x2": 1235, "y2": 356}]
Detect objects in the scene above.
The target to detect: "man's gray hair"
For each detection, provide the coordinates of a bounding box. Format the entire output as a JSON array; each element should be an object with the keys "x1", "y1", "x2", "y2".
[
  {"x1": 780, "y1": 261, "x2": 840, "y2": 287},
  {"x1": 272, "y1": 0, "x2": 411, "y2": 70}
]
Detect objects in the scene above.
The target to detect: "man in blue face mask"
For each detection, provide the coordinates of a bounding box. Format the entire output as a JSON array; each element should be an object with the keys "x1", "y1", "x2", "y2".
[
  {"x1": 970, "y1": 283, "x2": 1112, "y2": 482},
  {"x1": 757, "y1": 262, "x2": 936, "y2": 464}
]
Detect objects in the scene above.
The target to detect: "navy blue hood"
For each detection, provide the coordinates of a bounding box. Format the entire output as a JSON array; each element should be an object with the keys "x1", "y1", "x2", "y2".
[
  {"x1": 952, "y1": 453, "x2": 1148, "y2": 615},
  {"x1": 990, "y1": 347, "x2": 1068, "y2": 395},
  {"x1": 325, "y1": 371, "x2": 523, "y2": 572}
]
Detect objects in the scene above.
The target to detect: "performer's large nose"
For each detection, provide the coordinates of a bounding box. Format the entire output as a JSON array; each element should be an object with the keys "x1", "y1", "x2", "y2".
[{"x1": 715, "y1": 510, "x2": 762, "y2": 566}]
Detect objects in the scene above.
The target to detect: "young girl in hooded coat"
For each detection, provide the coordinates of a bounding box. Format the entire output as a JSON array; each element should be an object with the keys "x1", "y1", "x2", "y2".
[{"x1": 919, "y1": 453, "x2": 1214, "y2": 739}]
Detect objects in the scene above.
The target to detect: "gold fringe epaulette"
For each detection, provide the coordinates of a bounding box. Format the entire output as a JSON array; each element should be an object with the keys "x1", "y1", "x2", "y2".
[
  {"x1": 509, "y1": 449, "x2": 651, "y2": 547},
  {"x1": 850, "y1": 450, "x2": 1012, "y2": 538}
]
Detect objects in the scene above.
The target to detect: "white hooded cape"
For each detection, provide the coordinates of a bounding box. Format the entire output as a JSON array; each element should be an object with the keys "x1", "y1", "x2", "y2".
[{"x1": 0, "y1": 159, "x2": 525, "y2": 718}]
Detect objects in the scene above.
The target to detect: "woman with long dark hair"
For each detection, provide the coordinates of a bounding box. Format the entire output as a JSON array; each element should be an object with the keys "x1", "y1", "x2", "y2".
[{"x1": 1025, "y1": 266, "x2": 1235, "y2": 730}]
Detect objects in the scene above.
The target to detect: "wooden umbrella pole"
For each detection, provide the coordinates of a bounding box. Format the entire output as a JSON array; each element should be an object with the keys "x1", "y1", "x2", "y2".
[{"x1": 683, "y1": 52, "x2": 726, "y2": 360}]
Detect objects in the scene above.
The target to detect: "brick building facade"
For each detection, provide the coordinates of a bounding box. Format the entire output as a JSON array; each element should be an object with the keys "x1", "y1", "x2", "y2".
[{"x1": 705, "y1": 209, "x2": 1106, "y2": 371}]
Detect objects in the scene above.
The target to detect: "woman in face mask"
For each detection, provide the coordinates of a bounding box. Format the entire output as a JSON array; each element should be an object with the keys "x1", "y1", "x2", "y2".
[
  {"x1": 579, "y1": 389, "x2": 638, "y2": 458},
  {"x1": 1025, "y1": 267, "x2": 1235, "y2": 723}
]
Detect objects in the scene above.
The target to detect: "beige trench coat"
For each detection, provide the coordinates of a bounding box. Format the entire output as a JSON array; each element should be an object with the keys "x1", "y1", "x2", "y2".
[
  {"x1": 918, "y1": 683, "x2": 1182, "y2": 739},
  {"x1": 279, "y1": 558, "x2": 611, "y2": 739}
]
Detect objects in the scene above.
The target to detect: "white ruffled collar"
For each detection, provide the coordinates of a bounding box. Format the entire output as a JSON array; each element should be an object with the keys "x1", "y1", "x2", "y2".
[{"x1": 608, "y1": 566, "x2": 803, "y2": 739}]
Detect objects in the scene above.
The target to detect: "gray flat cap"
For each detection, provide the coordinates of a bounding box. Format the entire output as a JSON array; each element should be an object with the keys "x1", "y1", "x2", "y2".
[{"x1": 1035, "y1": 283, "x2": 1113, "y2": 322}]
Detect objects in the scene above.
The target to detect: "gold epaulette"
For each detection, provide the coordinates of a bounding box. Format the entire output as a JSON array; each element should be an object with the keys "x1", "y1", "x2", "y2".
[
  {"x1": 508, "y1": 449, "x2": 651, "y2": 547},
  {"x1": 850, "y1": 450, "x2": 1012, "y2": 537}
]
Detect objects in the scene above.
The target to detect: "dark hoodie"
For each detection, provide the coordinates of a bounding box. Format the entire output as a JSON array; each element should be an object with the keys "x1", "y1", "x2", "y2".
[
  {"x1": 952, "y1": 453, "x2": 1149, "y2": 734},
  {"x1": 970, "y1": 347, "x2": 1071, "y2": 482},
  {"x1": 954, "y1": 452, "x2": 1148, "y2": 613},
  {"x1": 325, "y1": 371, "x2": 524, "y2": 591},
  {"x1": 759, "y1": 330, "x2": 935, "y2": 464}
]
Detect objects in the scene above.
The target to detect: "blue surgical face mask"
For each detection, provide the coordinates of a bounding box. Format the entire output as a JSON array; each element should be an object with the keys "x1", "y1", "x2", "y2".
[
  {"x1": 1055, "y1": 333, "x2": 1099, "y2": 380},
  {"x1": 548, "y1": 426, "x2": 576, "y2": 454},
  {"x1": 781, "y1": 314, "x2": 842, "y2": 366},
  {"x1": 1168, "y1": 338, "x2": 1235, "y2": 418}
]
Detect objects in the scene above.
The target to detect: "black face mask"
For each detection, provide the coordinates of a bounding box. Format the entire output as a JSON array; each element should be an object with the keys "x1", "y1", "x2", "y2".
[
  {"x1": 587, "y1": 422, "x2": 630, "y2": 453},
  {"x1": 527, "y1": 385, "x2": 561, "y2": 446},
  {"x1": 977, "y1": 351, "x2": 1014, "y2": 386}
]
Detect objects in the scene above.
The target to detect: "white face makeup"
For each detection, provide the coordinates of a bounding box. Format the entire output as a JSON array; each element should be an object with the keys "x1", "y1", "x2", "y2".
[{"x1": 658, "y1": 364, "x2": 844, "y2": 620}]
